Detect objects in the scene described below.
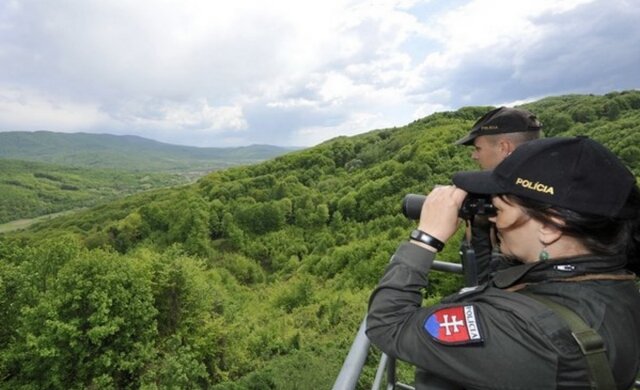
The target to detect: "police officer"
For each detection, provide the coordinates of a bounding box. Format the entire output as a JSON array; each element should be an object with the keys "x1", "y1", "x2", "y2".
[
  {"x1": 455, "y1": 106, "x2": 542, "y2": 171},
  {"x1": 367, "y1": 137, "x2": 640, "y2": 389},
  {"x1": 454, "y1": 107, "x2": 542, "y2": 285}
]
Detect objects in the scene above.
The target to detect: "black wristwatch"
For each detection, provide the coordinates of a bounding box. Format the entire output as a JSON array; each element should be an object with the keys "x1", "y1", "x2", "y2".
[{"x1": 409, "y1": 229, "x2": 445, "y2": 252}]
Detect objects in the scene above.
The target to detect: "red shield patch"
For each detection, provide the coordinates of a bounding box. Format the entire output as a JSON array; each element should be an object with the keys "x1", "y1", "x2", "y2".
[{"x1": 424, "y1": 305, "x2": 483, "y2": 345}]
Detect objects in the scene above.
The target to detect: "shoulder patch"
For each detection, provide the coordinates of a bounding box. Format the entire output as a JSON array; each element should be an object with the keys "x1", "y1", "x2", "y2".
[{"x1": 424, "y1": 305, "x2": 484, "y2": 345}]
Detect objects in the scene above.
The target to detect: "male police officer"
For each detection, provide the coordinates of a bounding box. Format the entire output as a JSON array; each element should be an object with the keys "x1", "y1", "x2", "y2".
[
  {"x1": 455, "y1": 106, "x2": 542, "y2": 170},
  {"x1": 454, "y1": 107, "x2": 542, "y2": 284}
]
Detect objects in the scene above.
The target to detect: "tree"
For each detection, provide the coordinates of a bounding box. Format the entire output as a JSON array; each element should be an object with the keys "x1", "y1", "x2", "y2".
[
  {"x1": 236, "y1": 202, "x2": 286, "y2": 235},
  {"x1": 337, "y1": 192, "x2": 358, "y2": 220},
  {"x1": 619, "y1": 145, "x2": 640, "y2": 167},
  {"x1": 107, "y1": 211, "x2": 145, "y2": 253},
  {"x1": 6, "y1": 250, "x2": 157, "y2": 389},
  {"x1": 293, "y1": 195, "x2": 316, "y2": 228},
  {"x1": 604, "y1": 101, "x2": 621, "y2": 120},
  {"x1": 149, "y1": 249, "x2": 231, "y2": 386},
  {"x1": 166, "y1": 192, "x2": 212, "y2": 257}
]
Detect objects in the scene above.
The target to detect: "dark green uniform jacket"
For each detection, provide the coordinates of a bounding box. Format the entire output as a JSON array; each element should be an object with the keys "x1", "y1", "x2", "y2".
[
  {"x1": 467, "y1": 216, "x2": 495, "y2": 284},
  {"x1": 366, "y1": 242, "x2": 640, "y2": 389}
]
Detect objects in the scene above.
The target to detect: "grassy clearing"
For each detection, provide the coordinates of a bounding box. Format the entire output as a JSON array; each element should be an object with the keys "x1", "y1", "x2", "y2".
[{"x1": 0, "y1": 209, "x2": 83, "y2": 234}]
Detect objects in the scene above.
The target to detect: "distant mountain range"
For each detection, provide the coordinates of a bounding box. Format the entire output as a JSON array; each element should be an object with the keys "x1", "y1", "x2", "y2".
[{"x1": 0, "y1": 131, "x2": 301, "y2": 172}]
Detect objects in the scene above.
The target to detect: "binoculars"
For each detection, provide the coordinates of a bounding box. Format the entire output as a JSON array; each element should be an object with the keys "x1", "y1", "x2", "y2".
[{"x1": 402, "y1": 193, "x2": 496, "y2": 220}]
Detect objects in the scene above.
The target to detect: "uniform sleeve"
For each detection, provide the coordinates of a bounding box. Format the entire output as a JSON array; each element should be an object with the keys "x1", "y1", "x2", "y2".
[
  {"x1": 366, "y1": 241, "x2": 435, "y2": 346},
  {"x1": 366, "y1": 242, "x2": 562, "y2": 389}
]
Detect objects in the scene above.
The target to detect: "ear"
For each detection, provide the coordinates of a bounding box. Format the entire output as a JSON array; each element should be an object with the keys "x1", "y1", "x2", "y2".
[
  {"x1": 538, "y1": 217, "x2": 563, "y2": 246},
  {"x1": 498, "y1": 138, "x2": 515, "y2": 156}
]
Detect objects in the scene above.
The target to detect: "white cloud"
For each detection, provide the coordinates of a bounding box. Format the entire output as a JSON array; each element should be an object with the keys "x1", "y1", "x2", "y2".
[
  {"x1": 411, "y1": 0, "x2": 639, "y2": 107},
  {"x1": 292, "y1": 112, "x2": 392, "y2": 147},
  {"x1": 0, "y1": 0, "x2": 638, "y2": 146},
  {"x1": 425, "y1": 0, "x2": 595, "y2": 55},
  {"x1": 318, "y1": 73, "x2": 359, "y2": 104},
  {"x1": 161, "y1": 102, "x2": 248, "y2": 132},
  {"x1": 0, "y1": 87, "x2": 108, "y2": 131}
]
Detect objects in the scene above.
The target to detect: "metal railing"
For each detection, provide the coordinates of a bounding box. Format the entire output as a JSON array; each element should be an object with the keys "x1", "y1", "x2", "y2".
[{"x1": 332, "y1": 260, "x2": 463, "y2": 390}]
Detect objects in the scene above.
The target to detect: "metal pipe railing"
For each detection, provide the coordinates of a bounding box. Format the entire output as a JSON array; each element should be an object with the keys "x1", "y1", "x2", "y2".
[
  {"x1": 331, "y1": 260, "x2": 463, "y2": 390},
  {"x1": 332, "y1": 315, "x2": 371, "y2": 390},
  {"x1": 431, "y1": 260, "x2": 463, "y2": 274},
  {"x1": 370, "y1": 352, "x2": 388, "y2": 390}
]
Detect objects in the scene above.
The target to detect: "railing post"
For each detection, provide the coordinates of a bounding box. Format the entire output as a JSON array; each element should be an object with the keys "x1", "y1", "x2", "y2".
[
  {"x1": 371, "y1": 353, "x2": 388, "y2": 390},
  {"x1": 332, "y1": 316, "x2": 371, "y2": 390}
]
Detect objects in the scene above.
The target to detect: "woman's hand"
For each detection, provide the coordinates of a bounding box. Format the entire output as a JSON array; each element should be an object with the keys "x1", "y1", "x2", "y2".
[{"x1": 417, "y1": 185, "x2": 468, "y2": 244}]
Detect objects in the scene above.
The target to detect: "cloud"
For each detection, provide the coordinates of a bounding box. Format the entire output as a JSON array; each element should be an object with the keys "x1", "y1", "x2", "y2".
[
  {"x1": 292, "y1": 112, "x2": 393, "y2": 147},
  {"x1": 513, "y1": 0, "x2": 640, "y2": 92},
  {"x1": 0, "y1": 87, "x2": 108, "y2": 131},
  {"x1": 116, "y1": 100, "x2": 248, "y2": 133},
  {"x1": 2, "y1": 0, "x2": 421, "y2": 146},
  {"x1": 0, "y1": 0, "x2": 638, "y2": 147},
  {"x1": 413, "y1": 0, "x2": 640, "y2": 107}
]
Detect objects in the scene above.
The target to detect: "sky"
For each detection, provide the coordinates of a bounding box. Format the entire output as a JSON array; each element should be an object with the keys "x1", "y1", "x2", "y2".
[{"x1": 0, "y1": 0, "x2": 639, "y2": 148}]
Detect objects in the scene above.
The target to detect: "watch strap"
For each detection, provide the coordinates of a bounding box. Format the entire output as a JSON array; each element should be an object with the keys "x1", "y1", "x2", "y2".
[{"x1": 410, "y1": 229, "x2": 445, "y2": 252}]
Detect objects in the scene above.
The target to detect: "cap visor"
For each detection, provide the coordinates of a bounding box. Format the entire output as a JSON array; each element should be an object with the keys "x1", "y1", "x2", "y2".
[
  {"x1": 452, "y1": 170, "x2": 502, "y2": 194},
  {"x1": 454, "y1": 134, "x2": 475, "y2": 145}
]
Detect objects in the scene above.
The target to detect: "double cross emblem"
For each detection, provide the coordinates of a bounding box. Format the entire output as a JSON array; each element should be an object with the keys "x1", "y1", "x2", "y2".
[{"x1": 440, "y1": 314, "x2": 464, "y2": 336}]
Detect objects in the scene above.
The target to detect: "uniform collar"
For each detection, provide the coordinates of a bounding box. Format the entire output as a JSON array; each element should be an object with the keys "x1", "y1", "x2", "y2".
[{"x1": 491, "y1": 254, "x2": 628, "y2": 289}]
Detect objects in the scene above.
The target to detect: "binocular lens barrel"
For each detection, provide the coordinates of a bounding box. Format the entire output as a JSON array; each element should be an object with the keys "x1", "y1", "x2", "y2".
[
  {"x1": 402, "y1": 194, "x2": 426, "y2": 220},
  {"x1": 402, "y1": 193, "x2": 496, "y2": 220}
]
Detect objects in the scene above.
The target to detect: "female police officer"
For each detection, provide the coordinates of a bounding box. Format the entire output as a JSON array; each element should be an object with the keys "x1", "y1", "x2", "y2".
[{"x1": 366, "y1": 137, "x2": 640, "y2": 389}]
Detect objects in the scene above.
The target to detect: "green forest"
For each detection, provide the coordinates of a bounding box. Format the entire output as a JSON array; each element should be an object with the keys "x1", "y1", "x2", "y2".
[
  {"x1": 0, "y1": 134, "x2": 296, "y2": 227},
  {"x1": 1, "y1": 91, "x2": 639, "y2": 389},
  {"x1": 0, "y1": 159, "x2": 188, "y2": 225},
  {"x1": 0, "y1": 132, "x2": 298, "y2": 173}
]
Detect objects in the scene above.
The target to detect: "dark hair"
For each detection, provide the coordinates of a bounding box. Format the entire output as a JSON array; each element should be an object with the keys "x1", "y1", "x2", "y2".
[{"x1": 503, "y1": 186, "x2": 640, "y2": 274}]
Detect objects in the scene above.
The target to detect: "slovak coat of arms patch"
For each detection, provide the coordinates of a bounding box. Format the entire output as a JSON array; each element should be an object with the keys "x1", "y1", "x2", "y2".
[{"x1": 424, "y1": 305, "x2": 483, "y2": 345}]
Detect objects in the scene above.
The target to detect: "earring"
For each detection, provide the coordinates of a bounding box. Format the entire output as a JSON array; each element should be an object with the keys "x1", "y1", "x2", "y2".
[{"x1": 538, "y1": 246, "x2": 550, "y2": 261}]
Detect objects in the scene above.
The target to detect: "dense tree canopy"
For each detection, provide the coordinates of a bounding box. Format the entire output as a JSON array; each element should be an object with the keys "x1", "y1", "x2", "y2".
[{"x1": 1, "y1": 91, "x2": 639, "y2": 388}]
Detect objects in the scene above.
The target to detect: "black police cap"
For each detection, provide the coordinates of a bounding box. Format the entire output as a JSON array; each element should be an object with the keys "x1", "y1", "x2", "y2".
[
  {"x1": 452, "y1": 137, "x2": 637, "y2": 218},
  {"x1": 455, "y1": 106, "x2": 542, "y2": 146}
]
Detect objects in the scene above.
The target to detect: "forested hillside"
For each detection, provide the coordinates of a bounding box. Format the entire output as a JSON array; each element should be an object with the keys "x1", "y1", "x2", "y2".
[
  {"x1": 0, "y1": 133, "x2": 298, "y2": 227},
  {"x1": 0, "y1": 159, "x2": 187, "y2": 225},
  {"x1": 1, "y1": 91, "x2": 639, "y2": 389},
  {"x1": 0, "y1": 131, "x2": 299, "y2": 172}
]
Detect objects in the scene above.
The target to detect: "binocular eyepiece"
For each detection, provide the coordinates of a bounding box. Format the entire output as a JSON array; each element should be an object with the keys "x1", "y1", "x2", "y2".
[{"x1": 402, "y1": 193, "x2": 496, "y2": 220}]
